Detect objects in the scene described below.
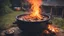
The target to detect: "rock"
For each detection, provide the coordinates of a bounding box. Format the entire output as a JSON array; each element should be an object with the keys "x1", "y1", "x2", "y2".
[{"x1": 1, "y1": 27, "x2": 22, "y2": 36}]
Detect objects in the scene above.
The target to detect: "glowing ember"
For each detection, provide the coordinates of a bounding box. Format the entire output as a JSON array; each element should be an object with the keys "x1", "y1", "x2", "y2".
[
  {"x1": 44, "y1": 30, "x2": 50, "y2": 34},
  {"x1": 27, "y1": 0, "x2": 43, "y2": 20},
  {"x1": 48, "y1": 24, "x2": 59, "y2": 33}
]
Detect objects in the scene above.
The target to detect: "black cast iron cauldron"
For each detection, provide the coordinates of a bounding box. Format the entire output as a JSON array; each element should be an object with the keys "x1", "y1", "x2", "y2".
[{"x1": 14, "y1": 13, "x2": 50, "y2": 36}]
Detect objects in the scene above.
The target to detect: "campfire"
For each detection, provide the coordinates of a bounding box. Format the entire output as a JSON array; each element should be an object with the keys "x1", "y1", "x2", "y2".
[
  {"x1": 14, "y1": 0, "x2": 59, "y2": 36},
  {"x1": 41, "y1": 24, "x2": 59, "y2": 36}
]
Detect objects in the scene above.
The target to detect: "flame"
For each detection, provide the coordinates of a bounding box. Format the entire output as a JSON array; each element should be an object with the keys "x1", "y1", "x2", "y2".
[
  {"x1": 48, "y1": 24, "x2": 59, "y2": 33},
  {"x1": 27, "y1": 0, "x2": 43, "y2": 20},
  {"x1": 44, "y1": 30, "x2": 50, "y2": 34}
]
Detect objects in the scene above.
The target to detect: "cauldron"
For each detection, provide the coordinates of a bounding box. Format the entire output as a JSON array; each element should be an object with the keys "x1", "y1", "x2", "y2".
[{"x1": 14, "y1": 13, "x2": 50, "y2": 36}]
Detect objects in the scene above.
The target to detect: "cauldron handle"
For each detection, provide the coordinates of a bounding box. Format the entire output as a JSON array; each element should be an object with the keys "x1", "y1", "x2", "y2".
[
  {"x1": 13, "y1": 21, "x2": 18, "y2": 24},
  {"x1": 47, "y1": 21, "x2": 52, "y2": 24}
]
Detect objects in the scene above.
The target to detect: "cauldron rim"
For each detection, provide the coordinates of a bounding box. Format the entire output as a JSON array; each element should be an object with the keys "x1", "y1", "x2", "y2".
[{"x1": 16, "y1": 13, "x2": 50, "y2": 23}]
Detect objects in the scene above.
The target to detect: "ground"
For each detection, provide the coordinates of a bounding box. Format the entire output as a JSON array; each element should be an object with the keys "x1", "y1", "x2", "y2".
[{"x1": 0, "y1": 26, "x2": 64, "y2": 36}]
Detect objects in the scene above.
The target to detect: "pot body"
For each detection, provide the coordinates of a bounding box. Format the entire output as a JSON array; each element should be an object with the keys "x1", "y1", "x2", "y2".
[
  {"x1": 14, "y1": 14, "x2": 50, "y2": 36},
  {"x1": 15, "y1": 20, "x2": 49, "y2": 36}
]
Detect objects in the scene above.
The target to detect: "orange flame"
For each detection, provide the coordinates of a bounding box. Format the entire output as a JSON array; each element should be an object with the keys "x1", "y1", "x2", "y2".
[
  {"x1": 48, "y1": 24, "x2": 59, "y2": 33},
  {"x1": 44, "y1": 30, "x2": 50, "y2": 34},
  {"x1": 27, "y1": 0, "x2": 43, "y2": 20}
]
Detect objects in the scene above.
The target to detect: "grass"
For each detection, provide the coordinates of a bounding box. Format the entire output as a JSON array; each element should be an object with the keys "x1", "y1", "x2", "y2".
[
  {"x1": 52, "y1": 17, "x2": 64, "y2": 30},
  {"x1": 0, "y1": 11, "x2": 24, "y2": 29}
]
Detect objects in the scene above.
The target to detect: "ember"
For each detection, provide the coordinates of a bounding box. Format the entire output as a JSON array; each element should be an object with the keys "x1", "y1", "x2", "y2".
[
  {"x1": 40, "y1": 24, "x2": 59, "y2": 36},
  {"x1": 48, "y1": 24, "x2": 59, "y2": 33}
]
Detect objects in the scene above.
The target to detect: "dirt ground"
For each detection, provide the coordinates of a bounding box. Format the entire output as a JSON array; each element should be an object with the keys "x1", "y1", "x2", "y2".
[{"x1": 0, "y1": 27, "x2": 64, "y2": 36}]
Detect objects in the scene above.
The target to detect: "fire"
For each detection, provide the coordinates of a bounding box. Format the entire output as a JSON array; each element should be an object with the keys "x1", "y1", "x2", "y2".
[
  {"x1": 44, "y1": 30, "x2": 50, "y2": 34},
  {"x1": 48, "y1": 24, "x2": 59, "y2": 33},
  {"x1": 27, "y1": 0, "x2": 43, "y2": 20}
]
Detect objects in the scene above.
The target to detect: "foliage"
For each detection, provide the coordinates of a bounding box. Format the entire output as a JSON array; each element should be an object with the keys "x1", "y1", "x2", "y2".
[
  {"x1": 52, "y1": 17, "x2": 64, "y2": 29},
  {"x1": 0, "y1": 0, "x2": 13, "y2": 16},
  {"x1": 0, "y1": 6, "x2": 13, "y2": 16}
]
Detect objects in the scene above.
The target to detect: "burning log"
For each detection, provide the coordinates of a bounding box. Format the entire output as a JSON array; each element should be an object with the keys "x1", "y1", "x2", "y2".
[
  {"x1": 48, "y1": 24, "x2": 59, "y2": 33},
  {"x1": 40, "y1": 24, "x2": 59, "y2": 36},
  {"x1": 41, "y1": 30, "x2": 56, "y2": 36}
]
